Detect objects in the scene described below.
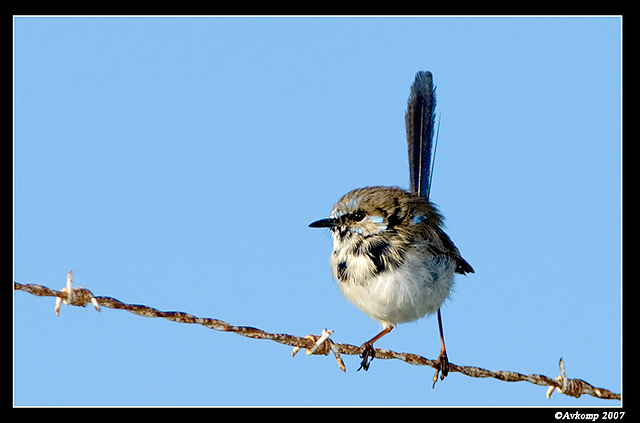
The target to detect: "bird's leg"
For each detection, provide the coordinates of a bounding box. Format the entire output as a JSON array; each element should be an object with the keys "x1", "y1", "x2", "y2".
[
  {"x1": 432, "y1": 308, "x2": 450, "y2": 387},
  {"x1": 358, "y1": 326, "x2": 393, "y2": 371}
]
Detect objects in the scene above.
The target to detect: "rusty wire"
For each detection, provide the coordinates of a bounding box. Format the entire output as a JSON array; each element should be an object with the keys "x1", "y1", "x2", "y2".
[{"x1": 14, "y1": 279, "x2": 621, "y2": 401}]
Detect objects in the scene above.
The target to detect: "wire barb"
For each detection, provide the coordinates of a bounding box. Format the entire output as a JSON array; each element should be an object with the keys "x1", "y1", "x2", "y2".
[
  {"x1": 546, "y1": 358, "x2": 607, "y2": 399},
  {"x1": 291, "y1": 329, "x2": 346, "y2": 372},
  {"x1": 14, "y1": 280, "x2": 620, "y2": 401},
  {"x1": 54, "y1": 270, "x2": 101, "y2": 316}
]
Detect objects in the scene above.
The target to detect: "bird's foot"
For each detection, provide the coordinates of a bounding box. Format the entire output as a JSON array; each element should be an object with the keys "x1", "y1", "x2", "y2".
[
  {"x1": 432, "y1": 350, "x2": 449, "y2": 388},
  {"x1": 358, "y1": 342, "x2": 375, "y2": 371}
]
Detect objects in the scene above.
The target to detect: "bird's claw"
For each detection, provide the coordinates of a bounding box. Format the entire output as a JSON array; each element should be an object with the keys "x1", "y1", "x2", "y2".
[
  {"x1": 358, "y1": 342, "x2": 375, "y2": 371},
  {"x1": 432, "y1": 350, "x2": 449, "y2": 388}
]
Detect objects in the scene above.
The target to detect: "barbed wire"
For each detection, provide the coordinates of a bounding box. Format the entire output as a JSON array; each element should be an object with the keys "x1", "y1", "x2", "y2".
[{"x1": 14, "y1": 275, "x2": 621, "y2": 401}]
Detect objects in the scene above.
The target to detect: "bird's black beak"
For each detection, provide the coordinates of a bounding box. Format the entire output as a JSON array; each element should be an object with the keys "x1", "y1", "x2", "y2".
[{"x1": 309, "y1": 217, "x2": 339, "y2": 228}]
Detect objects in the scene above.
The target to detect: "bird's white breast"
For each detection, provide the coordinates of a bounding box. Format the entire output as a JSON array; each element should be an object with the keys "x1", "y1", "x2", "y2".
[{"x1": 336, "y1": 250, "x2": 456, "y2": 329}]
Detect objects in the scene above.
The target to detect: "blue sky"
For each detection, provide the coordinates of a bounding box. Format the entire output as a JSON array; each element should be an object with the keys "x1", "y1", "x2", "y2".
[{"x1": 14, "y1": 16, "x2": 621, "y2": 407}]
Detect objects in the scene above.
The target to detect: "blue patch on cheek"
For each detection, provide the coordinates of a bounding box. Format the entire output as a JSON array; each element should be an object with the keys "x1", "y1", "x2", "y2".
[
  {"x1": 410, "y1": 214, "x2": 428, "y2": 225},
  {"x1": 362, "y1": 215, "x2": 387, "y2": 232},
  {"x1": 367, "y1": 216, "x2": 384, "y2": 224}
]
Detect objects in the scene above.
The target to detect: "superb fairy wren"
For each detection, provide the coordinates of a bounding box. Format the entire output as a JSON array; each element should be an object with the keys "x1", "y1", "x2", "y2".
[{"x1": 309, "y1": 71, "x2": 473, "y2": 385}]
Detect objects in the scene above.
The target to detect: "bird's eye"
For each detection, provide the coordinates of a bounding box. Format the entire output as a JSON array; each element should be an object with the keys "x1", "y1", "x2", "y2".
[{"x1": 351, "y1": 210, "x2": 366, "y2": 222}]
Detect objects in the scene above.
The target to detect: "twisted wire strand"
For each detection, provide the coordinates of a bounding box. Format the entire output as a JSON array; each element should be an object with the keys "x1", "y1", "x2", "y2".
[{"x1": 14, "y1": 281, "x2": 620, "y2": 401}]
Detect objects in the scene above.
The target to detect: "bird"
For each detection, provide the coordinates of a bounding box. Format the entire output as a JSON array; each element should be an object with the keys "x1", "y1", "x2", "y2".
[{"x1": 309, "y1": 71, "x2": 473, "y2": 385}]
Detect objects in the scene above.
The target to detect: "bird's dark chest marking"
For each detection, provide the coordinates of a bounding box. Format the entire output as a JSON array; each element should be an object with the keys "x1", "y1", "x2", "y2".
[
  {"x1": 334, "y1": 239, "x2": 405, "y2": 284},
  {"x1": 336, "y1": 260, "x2": 348, "y2": 282},
  {"x1": 366, "y1": 241, "x2": 391, "y2": 275}
]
